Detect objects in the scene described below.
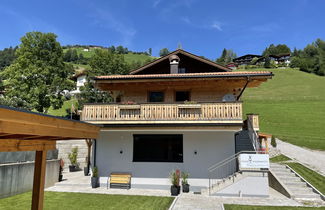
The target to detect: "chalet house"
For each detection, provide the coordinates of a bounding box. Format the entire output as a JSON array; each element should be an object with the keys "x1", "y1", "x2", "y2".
[
  {"x1": 269, "y1": 53, "x2": 291, "y2": 66},
  {"x1": 233, "y1": 54, "x2": 263, "y2": 65},
  {"x1": 70, "y1": 71, "x2": 87, "y2": 95},
  {"x1": 81, "y1": 49, "x2": 273, "y2": 195}
]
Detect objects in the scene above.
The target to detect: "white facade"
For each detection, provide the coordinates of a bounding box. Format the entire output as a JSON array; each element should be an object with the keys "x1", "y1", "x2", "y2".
[
  {"x1": 70, "y1": 75, "x2": 87, "y2": 95},
  {"x1": 95, "y1": 129, "x2": 237, "y2": 190}
]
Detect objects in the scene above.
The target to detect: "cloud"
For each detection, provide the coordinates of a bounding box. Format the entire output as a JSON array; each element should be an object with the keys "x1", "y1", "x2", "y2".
[
  {"x1": 211, "y1": 21, "x2": 222, "y2": 31},
  {"x1": 88, "y1": 6, "x2": 136, "y2": 46},
  {"x1": 180, "y1": 16, "x2": 191, "y2": 24},
  {"x1": 153, "y1": 0, "x2": 162, "y2": 8}
]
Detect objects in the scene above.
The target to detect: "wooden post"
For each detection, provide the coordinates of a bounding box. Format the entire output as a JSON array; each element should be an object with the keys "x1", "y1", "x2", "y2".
[{"x1": 31, "y1": 150, "x2": 47, "y2": 210}]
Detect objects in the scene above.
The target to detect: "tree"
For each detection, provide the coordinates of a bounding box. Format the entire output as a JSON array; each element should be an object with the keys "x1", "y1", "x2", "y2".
[
  {"x1": 159, "y1": 48, "x2": 170, "y2": 57},
  {"x1": 148, "y1": 48, "x2": 152, "y2": 56},
  {"x1": 0, "y1": 46, "x2": 17, "y2": 70},
  {"x1": 216, "y1": 48, "x2": 236, "y2": 65},
  {"x1": 116, "y1": 45, "x2": 127, "y2": 54},
  {"x1": 264, "y1": 56, "x2": 271, "y2": 68},
  {"x1": 2, "y1": 32, "x2": 74, "y2": 112},
  {"x1": 271, "y1": 135, "x2": 277, "y2": 148},
  {"x1": 70, "y1": 49, "x2": 79, "y2": 62},
  {"x1": 89, "y1": 49, "x2": 129, "y2": 76},
  {"x1": 262, "y1": 44, "x2": 291, "y2": 56}
]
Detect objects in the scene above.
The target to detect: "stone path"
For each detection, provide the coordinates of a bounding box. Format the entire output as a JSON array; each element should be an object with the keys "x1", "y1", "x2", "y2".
[
  {"x1": 276, "y1": 139, "x2": 325, "y2": 175},
  {"x1": 172, "y1": 188, "x2": 301, "y2": 210}
]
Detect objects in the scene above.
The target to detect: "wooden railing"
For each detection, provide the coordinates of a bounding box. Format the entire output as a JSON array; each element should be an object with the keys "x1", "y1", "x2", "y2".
[{"x1": 81, "y1": 102, "x2": 242, "y2": 123}]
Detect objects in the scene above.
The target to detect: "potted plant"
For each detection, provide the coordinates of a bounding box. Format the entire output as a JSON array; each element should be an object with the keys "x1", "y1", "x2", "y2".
[
  {"x1": 91, "y1": 167, "x2": 100, "y2": 188},
  {"x1": 181, "y1": 171, "x2": 190, "y2": 193},
  {"x1": 68, "y1": 147, "x2": 79, "y2": 172},
  {"x1": 169, "y1": 169, "x2": 180, "y2": 196},
  {"x1": 84, "y1": 157, "x2": 89, "y2": 176},
  {"x1": 58, "y1": 158, "x2": 64, "y2": 182}
]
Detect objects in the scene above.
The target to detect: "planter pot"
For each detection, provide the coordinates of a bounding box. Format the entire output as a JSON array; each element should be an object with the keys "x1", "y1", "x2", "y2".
[
  {"x1": 91, "y1": 177, "x2": 100, "y2": 188},
  {"x1": 182, "y1": 184, "x2": 190, "y2": 193},
  {"x1": 69, "y1": 165, "x2": 78, "y2": 172},
  {"x1": 170, "y1": 185, "x2": 180, "y2": 196},
  {"x1": 84, "y1": 167, "x2": 89, "y2": 176},
  {"x1": 59, "y1": 174, "x2": 63, "y2": 182}
]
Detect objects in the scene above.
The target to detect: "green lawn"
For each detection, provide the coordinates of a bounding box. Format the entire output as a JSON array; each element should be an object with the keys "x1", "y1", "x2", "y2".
[
  {"x1": 224, "y1": 204, "x2": 325, "y2": 210},
  {"x1": 47, "y1": 99, "x2": 78, "y2": 117},
  {"x1": 0, "y1": 191, "x2": 174, "y2": 210},
  {"x1": 270, "y1": 154, "x2": 292, "y2": 163},
  {"x1": 286, "y1": 162, "x2": 325, "y2": 195},
  {"x1": 242, "y1": 68, "x2": 325, "y2": 150}
]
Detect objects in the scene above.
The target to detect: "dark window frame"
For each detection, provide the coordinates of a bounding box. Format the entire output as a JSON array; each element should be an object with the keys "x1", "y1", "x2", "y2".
[
  {"x1": 148, "y1": 91, "x2": 165, "y2": 102},
  {"x1": 175, "y1": 90, "x2": 191, "y2": 102},
  {"x1": 133, "y1": 134, "x2": 183, "y2": 163}
]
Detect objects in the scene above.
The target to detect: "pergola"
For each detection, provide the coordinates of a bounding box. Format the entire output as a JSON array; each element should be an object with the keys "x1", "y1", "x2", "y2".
[{"x1": 0, "y1": 105, "x2": 100, "y2": 210}]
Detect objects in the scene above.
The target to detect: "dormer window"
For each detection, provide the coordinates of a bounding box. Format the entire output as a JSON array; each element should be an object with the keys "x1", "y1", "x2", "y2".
[{"x1": 178, "y1": 68, "x2": 186, "y2": 73}]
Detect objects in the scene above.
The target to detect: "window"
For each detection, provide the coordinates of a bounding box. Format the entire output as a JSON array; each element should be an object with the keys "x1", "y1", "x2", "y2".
[
  {"x1": 148, "y1": 91, "x2": 164, "y2": 102},
  {"x1": 178, "y1": 68, "x2": 186, "y2": 73},
  {"x1": 175, "y1": 91, "x2": 190, "y2": 102},
  {"x1": 133, "y1": 134, "x2": 183, "y2": 162}
]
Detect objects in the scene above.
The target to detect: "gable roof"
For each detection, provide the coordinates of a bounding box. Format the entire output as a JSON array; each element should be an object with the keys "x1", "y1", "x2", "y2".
[{"x1": 129, "y1": 49, "x2": 231, "y2": 74}]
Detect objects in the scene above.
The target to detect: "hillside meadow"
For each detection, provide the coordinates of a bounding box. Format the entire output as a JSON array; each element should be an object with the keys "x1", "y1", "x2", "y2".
[{"x1": 242, "y1": 68, "x2": 325, "y2": 150}]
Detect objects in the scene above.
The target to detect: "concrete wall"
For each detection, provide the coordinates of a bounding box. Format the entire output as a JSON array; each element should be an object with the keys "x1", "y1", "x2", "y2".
[
  {"x1": 215, "y1": 171, "x2": 269, "y2": 197},
  {"x1": 0, "y1": 150, "x2": 58, "y2": 164},
  {"x1": 0, "y1": 160, "x2": 60, "y2": 198},
  {"x1": 56, "y1": 140, "x2": 88, "y2": 170},
  {"x1": 95, "y1": 130, "x2": 236, "y2": 188}
]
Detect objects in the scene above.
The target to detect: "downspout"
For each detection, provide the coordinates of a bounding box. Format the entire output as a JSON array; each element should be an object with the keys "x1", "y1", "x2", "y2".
[
  {"x1": 93, "y1": 139, "x2": 97, "y2": 167},
  {"x1": 236, "y1": 76, "x2": 250, "y2": 101}
]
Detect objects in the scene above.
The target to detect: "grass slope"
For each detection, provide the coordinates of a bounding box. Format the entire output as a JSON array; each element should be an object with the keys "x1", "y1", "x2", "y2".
[
  {"x1": 63, "y1": 47, "x2": 155, "y2": 64},
  {"x1": 224, "y1": 204, "x2": 325, "y2": 210},
  {"x1": 0, "y1": 191, "x2": 174, "y2": 210},
  {"x1": 270, "y1": 154, "x2": 291, "y2": 163},
  {"x1": 287, "y1": 162, "x2": 325, "y2": 195},
  {"x1": 242, "y1": 68, "x2": 325, "y2": 150},
  {"x1": 47, "y1": 99, "x2": 77, "y2": 117}
]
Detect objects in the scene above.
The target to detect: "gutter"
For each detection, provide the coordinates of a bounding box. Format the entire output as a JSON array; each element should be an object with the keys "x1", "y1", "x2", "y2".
[{"x1": 93, "y1": 72, "x2": 274, "y2": 81}]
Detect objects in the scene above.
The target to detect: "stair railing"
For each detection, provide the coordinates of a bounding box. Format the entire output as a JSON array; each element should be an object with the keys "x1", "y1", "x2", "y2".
[{"x1": 207, "y1": 150, "x2": 257, "y2": 196}]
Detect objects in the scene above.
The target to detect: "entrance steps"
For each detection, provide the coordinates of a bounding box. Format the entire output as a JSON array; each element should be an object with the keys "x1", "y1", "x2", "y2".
[{"x1": 270, "y1": 163, "x2": 324, "y2": 203}]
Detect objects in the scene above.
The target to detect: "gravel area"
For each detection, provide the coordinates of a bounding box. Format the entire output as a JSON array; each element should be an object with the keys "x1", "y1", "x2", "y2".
[{"x1": 276, "y1": 139, "x2": 325, "y2": 176}]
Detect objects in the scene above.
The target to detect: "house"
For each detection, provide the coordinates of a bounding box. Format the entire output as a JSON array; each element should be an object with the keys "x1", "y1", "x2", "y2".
[
  {"x1": 233, "y1": 54, "x2": 263, "y2": 65},
  {"x1": 70, "y1": 70, "x2": 87, "y2": 95},
  {"x1": 226, "y1": 62, "x2": 237, "y2": 70},
  {"x1": 269, "y1": 53, "x2": 291, "y2": 66},
  {"x1": 81, "y1": 49, "x2": 273, "y2": 195}
]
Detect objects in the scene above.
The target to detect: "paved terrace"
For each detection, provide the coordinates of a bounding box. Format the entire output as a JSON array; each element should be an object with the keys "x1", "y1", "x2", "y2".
[{"x1": 47, "y1": 171, "x2": 303, "y2": 210}]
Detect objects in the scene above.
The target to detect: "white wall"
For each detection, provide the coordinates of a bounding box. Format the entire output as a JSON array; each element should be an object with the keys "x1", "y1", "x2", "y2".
[{"x1": 95, "y1": 130, "x2": 236, "y2": 187}]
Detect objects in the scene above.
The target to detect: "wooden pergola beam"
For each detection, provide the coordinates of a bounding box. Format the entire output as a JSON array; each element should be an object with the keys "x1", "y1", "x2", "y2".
[
  {"x1": 0, "y1": 106, "x2": 100, "y2": 210},
  {"x1": 0, "y1": 140, "x2": 56, "y2": 152}
]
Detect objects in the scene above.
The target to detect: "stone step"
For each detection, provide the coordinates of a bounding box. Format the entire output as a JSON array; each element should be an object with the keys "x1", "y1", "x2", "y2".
[
  {"x1": 288, "y1": 187, "x2": 314, "y2": 193},
  {"x1": 292, "y1": 193, "x2": 321, "y2": 199},
  {"x1": 273, "y1": 172, "x2": 294, "y2": 176},
  {"x1": 283, "y1": 181, "x2": 307, "y2": 187},
  {"x1": 270, "y1": 165, "x2": 287, "y2": 169},
  {"x1": 277, "y1": 176, "x2": 301, "y2": 182}
]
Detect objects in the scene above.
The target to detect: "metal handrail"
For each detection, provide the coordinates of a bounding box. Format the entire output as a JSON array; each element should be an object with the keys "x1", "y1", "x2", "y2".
[
  {"x1": 208, "y1": 150, "x2": 256, "y2": 172},
  {"x1": 208, "y1": 151, "x2": 258, "y2": 195}
]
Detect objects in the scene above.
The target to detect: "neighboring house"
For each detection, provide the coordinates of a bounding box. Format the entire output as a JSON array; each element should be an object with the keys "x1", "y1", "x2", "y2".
[
  {"x1": 233, "y1": 54, "x2": 263, "y2": 65},
  {"x1": 269, "y1": 53, "x2": 291, "y2": 66},
  {"x1": 81, "y1": 49, "x2": 273, "y2": 195},
  {"x1": 226, "y1": 62, "x2": 237, "y2": 70},
  {"x1": 70, "y1": 71, "x2": 87, "y2": 95}
]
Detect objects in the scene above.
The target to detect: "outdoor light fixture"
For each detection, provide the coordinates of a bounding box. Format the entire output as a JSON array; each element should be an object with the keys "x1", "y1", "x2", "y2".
[
  {"x1": 120, "y1": 150, "x2": 123, "y2": 154},
  {"x1": 194, "y1": 150, "x2": 197, "y2": 155}
]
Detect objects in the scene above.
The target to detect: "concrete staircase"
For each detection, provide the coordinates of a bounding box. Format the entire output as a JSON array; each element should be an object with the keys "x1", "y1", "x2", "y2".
[
  {"x1": 270, "y1": 163, "x2": 323, "y2": 203},
  {"x1": 235, "y1": 131, "x2": 254, "y2": 153}
]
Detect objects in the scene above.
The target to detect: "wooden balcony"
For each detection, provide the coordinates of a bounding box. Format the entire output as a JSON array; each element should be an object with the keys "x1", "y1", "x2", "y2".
[{"x1": 81, "y1": 102, "x2": 243, "y2": 125}]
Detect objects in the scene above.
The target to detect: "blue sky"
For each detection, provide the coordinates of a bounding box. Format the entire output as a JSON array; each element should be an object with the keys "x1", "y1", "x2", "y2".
[{"x1": 0, "y1": 0, "x2": 324, "y2": 59}]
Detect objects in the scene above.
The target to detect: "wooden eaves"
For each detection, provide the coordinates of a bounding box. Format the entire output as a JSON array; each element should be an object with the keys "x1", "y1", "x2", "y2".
[{"x1": 0, "y1": 105, "x2": 101, "y2": 210}]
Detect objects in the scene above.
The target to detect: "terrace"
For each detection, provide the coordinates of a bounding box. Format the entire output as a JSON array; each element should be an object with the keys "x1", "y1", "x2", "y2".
[{"x1": 81, "y1": 102, "x2": 243, "y2": 125}]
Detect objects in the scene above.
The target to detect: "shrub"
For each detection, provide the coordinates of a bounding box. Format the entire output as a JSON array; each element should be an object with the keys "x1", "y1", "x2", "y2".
[
  {"x1": 271, "y1": 135, "x2": 277, "y2": 148},
  {"x1": 181, "y1": 172, "x2": 189, "y2": 185},
  {"x1": 92, "y1": 167, "x2": 98, "y2": 177},
  {"x1": 68, "y1": 147, "x2": 79, "y2": 166},
  {"x1": 169, "y1": 170, "x2": 180, "y2": 186}
]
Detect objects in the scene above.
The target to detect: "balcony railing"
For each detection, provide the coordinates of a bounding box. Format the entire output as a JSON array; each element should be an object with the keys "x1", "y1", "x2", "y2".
[{"x1": 81, "y1": 102, "x2": 242, "y2": 124}]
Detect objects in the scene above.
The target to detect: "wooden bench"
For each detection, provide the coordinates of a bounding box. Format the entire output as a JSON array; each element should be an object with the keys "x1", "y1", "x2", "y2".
[{"x1": 107, "y1": 172, "x2": 131, "y2": 189}]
